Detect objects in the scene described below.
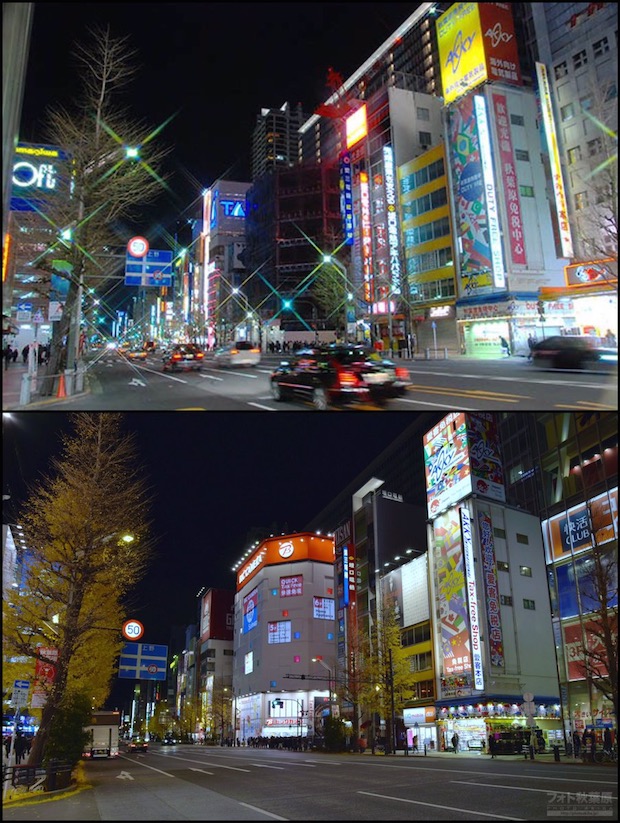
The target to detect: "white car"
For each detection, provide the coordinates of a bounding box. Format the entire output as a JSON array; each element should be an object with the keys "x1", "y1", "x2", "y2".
[{"x1": 213, "y1": 341, "x2": 261, "y2": 368}]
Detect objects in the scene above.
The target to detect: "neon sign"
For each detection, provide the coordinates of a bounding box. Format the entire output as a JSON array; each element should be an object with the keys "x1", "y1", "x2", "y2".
[
  {"x1": 382, "y1": 146, "x2": 402, "y2": 295},
  {"x1": 359, "y1": 171, "x2": 374, "y2": 302},
  {"x1": 346, "y1": 104, "x2": 368, "y2": 149},
  {"x1": 474, "y1": 95, "x2": 504, "y2": 288}
]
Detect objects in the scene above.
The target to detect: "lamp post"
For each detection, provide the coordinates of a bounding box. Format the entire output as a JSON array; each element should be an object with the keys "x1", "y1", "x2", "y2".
[{"x1": 312, "y1": 657, "x2": 334, "y2": 718}]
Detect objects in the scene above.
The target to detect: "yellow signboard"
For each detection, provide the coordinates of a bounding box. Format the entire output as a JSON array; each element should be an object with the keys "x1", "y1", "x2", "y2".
[{"x1": 437, "y1": 2, "x2": 486, "y2": 104}]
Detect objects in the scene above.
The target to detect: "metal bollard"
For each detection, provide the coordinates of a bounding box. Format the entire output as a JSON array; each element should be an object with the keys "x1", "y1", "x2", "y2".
[
  {"x1": 425, "y1": 348, "x2": 430, "y2": 360},
  {"x1": 64, "y1": 369, "x2": 74, "y2": 396},
  {"x1": 75, "y1": 363, "x2": 85, "y2": 392},
  {"x1": 19, "y1": 373, "x2": 31, "y2": 406},
  {"x1": 443, "y1": 347, "x2": 449, "y2": 359}
]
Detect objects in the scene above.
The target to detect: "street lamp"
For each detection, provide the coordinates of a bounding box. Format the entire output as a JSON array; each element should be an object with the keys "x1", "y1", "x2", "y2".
[{"x1": 312, "y1": 657, "x2": 334, "y2": 717}]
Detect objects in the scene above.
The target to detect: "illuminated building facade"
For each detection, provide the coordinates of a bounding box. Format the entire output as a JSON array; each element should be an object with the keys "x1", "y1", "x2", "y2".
[
  {"x1": 232, "y1": 533, "x2": 338, "y2": 741},
  {"x1": 251, "y1": 102, "x2": 307, "y2": 182},
  {"x1": 498, "y1": 411, "x2": 618, "y2": 748}
]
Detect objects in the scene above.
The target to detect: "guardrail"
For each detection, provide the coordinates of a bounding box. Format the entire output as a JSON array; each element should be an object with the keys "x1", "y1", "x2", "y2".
[{"x1": 2, "y1": 760, "x2": 73, "y2": 797}]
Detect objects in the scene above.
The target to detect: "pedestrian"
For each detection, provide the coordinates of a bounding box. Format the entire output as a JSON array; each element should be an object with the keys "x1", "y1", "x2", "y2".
[
  {"x1": 4, "y1": 344, "x2": 13, "y2": 370},
  {"x1": 14, "y1": 733, "x2": 25, "y2": 764},
  {"x1": 488, "y1": 734, "x2": 496, "y2": 759},
  {"x1": 4, "y1": 735, "x2": 11, "y2": 758},
  {"x1": 605, "y1": 329, "x2": 616, "y2": 347},
  {"x1": 451, "y1": 731, "x2": 459, "y2": 753},
  {"x1": 527, "y1": 333, "x2": 536, "y2": 360},
  {"x1": 572, "y1": 730, "x2": 581, "y2": 758},
  {"x1": 603, "y1": 728, "x2": 612, "y2": 754},
  {"x1": 499, "y1": 335, "x2": 511, "y2": 357},
  {"x1": 22, "y1": 344, "x2": 29, "y2": 364}
]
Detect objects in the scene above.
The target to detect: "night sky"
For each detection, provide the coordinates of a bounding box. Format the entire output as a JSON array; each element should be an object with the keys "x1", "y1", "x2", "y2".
[
  {"x1": 19, "y1": 2, "x2": 419, "y2": 233},
  {"x1": 3, "y1": 411, "x2": 424, "y2": 643}
]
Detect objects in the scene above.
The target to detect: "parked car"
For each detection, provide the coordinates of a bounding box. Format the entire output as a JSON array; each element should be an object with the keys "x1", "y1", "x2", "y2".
[
  {"x1": 270, "y1": 344, "x2": 410, "y2": 410},
  {"x1": 162, "y1": 343, "x2": 205, "y2": 372},
  {"x1": 127, "y1": 737, "x2": 148, "y2": 753},
  {"x1": 213, "y1": 341, "x2": 261, "y2": 368},
  {"x1": 530, "y1": 335, "x2": 618, "y2": 371}
]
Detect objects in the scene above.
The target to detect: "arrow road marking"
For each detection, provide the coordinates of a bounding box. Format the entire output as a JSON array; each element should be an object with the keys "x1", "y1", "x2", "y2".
[
  {"x1": 117, "y1": 771, "x2": 135, "y2": 781},
  {"x1": 190, "y1": 767, "x2": 214, "y2": 775},
  {"x1": 128, "y1": 378, "x2": 146, "y2": 386}
]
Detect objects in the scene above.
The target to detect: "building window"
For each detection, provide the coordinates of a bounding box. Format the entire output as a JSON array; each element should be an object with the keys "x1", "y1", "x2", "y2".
[
  {"x1": 560, "y1": 103, "x2": 575, "y2": 121},
  {"x1": 605, "y1": 83, "x2": 617, "y2": 101},
  {"x1": 500, "y1": 594, "x2": 513, "y2": 605},
  {"x1": 579, "y1": 96, "x2": 592, "y2": 112},
  {"x1": 519, "y1": 185, "x2": 535, "y2": 197},
  {"x1": 554, "y1": 61, "x2": 568, "y2": 80},
  {"x1": 494, "y1": 528, "x2": 506, "y2": 539},
  {"x1": 575, "y1": 191, "x2": 589, "y2": 210},
  {"x1": 401, "y1": 621, "x2": 431, "y2": 647},
  {"x1": 587, "y1": 137, "x2": 603, "y2": 156},
  {"x1": 419, "y1": 131, "x2": 432, "y2": 146},
  {"x1": 523, "y1": 599, "x2": 536, "y2": 610},
  {"x1": 510, "y1": 114, "x2": 525, "y2": 126},
  {"x1": 516, "y1": 533, "x2": 529, "y2": 544},
  {"x1": 417, "y1": 107, "x2": 430, "y2": 121},
  {"x1": 515, "y1": 149, "x2": 530, "y2": 161},
  {"x1": 497, "y1": 560, "x2": 509, "y2": 572},
  {"x1": 408, "y1": 651, "x2": 432, "y2": 672},
  {"x1": 520, "y1": 565, "x2": 532, "y2": 577},
  {"x1": 593, "y1": 37, "x2": 610, "y2": 58},
  {"x1": 223, "y1": 649, "x2": 233, "y2": 656},
  {"x1": 568, "y1": 146, "x2": 582, "y2": 165},
  {"x1": 572, "y1": 49, "x2": 588, "y2": 70}
]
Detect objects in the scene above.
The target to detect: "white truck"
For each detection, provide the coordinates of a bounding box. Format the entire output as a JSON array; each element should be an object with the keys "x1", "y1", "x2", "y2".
[{"x1": 83, "y1": 711, "x2": 120, "y2": 758}]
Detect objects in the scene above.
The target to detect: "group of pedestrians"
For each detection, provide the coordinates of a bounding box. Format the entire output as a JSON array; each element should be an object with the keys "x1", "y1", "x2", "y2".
[
  {"x1": 3, "y1": 732, "x2": 32, "y2": 763},
  {"x1": 3, "y1": 342, "x2": 50, "y2": 369}
]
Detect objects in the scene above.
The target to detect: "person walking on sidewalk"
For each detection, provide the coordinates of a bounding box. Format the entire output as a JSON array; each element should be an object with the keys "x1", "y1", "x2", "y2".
[
  {"x1": 527, "y1": 334, "x2": 536, "y2": 360},
  {"x1": 22, "y1": 344, "x2": 29, "y2": 364},
  {"x1": 451, "y1": 732, "x2": 459, "y2": 753},
  {"x1": 4, "y1": 344, "x2": 13, "y2": 370},
  {"x1": 488, "y1": 734, "x2": 497, "y2": 758},
  {"x1": 499, "y1": 336, "x2": 511, "y2": 357}
]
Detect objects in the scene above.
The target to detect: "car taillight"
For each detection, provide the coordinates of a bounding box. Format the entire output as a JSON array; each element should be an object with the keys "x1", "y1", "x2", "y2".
[
  {"x1": 395, "y1": 367, "x2": 409, "y2": 381},
  {"x1": 231, "y1": 348, "x2": 239, "y2": 354},
  {"x1": 251, "y1": 348, "x2": 260, "y2": 353},
  {"x1": 196, "y1": 352, "x2": 204, "y2": 359},
  {"x1": 338, "y1": 369, "x2": 360, "y2": 387},
  {"x1": 172, "y1": 354, "x2": 182, "y2": 361}
]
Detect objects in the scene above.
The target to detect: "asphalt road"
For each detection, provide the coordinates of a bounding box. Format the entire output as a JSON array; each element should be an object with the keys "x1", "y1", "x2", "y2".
[
  {"x1": 3, "y1": 747, "x2": 617, "y2": 820},
  {"x1": 26, "y1": 350, "x2": 617, "y2": 411}
]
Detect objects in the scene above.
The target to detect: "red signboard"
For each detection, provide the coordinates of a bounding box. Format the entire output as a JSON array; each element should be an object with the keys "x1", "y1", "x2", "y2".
[
  {"x1": 200, "y1": 588, "x2": 234, "y2": 642},
  {"x1": 492, "y1": 93, "x2": 526, "y2": 265},
  {"x1": 478, "y1": 3, "x2": 522, "y2": 87}
]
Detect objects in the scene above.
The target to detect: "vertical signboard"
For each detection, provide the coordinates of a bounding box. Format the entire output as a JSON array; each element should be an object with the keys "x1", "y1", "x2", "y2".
[
  {"x1": 449, "y1": 95, "x2": 493, "y2": 293},
  {"x1": 535, "y1": 61, "x2": 573, "y2": 259},
  {"x1": 339, "y1": 152, "x2": 354, "y2": 245},
  {"x1": 382, "y1": 145, "x2": 402, "y2": 295},
  {"x1": 359, "y1": 171, "x2": 374, "y2": 302},
  {"x1": 243, "y1": 587, "x2": 259, "y2": 633},
  {"x1": 474, "y1": 94, "x2": 504, "y2": 288},
  {"x1": 491, "y1": 93, "x2": 526, "y2": 265},
  {"x1": 460, "y1": 507, "x2": 484, "y2": 690},
  {"x1": 433, "y1": 508, "x2": 472, "y2": 683},
  {"x1": 478, "y1": 512, "x2": 505, "y2": 667},
  {"x1": 424, "y1": 412, "x2": 472, "y2": 520},
  {"x1": 478, "y1": 3, "x2": 522, "y2": 86},
  {"x1": 466, "y1": 412, "x2": 506, "y2": 502}
]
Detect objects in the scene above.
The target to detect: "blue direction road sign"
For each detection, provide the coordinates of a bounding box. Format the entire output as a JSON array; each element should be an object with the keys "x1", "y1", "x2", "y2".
[
  {"x1": 118, "y1": 643, "x2": 168, "y2": 680},
  {"x1": 125, "y1": 249, "x2": 173, "y2": 287}
]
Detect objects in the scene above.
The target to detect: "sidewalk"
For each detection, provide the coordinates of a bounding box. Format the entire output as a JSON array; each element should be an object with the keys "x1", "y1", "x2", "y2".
[
  {"x1": 364, "y1": 747, "x2": 588, "y2": 764},
  {"x1": 2, "y1": 363, "x2": 90, "y2": 411}
]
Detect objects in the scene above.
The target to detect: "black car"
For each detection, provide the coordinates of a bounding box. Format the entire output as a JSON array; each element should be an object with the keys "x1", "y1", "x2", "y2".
[
  {"x1": 162, "y1": 343, "x2": 205, "y2": 372},
  {"x1": 270, "y1": 345, "x2": 410, "y2": 410},
  {"x1": 530, "y1": 335, "x2": 618, "y2": 371}
]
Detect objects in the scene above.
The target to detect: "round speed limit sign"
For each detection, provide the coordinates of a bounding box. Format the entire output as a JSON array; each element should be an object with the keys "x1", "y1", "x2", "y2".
[
  {"x1": 122, "y1": 619, "x2": 144, "y2": 641},
  {"x1": 127, "y1": 236, "x2": 149, "y2": 258}
]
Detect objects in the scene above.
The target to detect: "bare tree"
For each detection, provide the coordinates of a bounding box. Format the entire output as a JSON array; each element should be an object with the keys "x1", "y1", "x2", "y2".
[
  {"x1": 2, "y1": 414, "x2": 153, "y2": 766},
  {"x1": 14, "y1": 25, "x2": 170, "y2": 393}
]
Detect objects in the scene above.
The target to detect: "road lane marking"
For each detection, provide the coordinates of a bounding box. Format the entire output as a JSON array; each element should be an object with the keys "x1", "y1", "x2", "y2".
[
  {"x1": 397, "y1": 398, "x2": 478, "y2": 410},
  {"x1": 252, "y1": 764, "x2": 285, "y2": 769},
  {"x1": 151, "y1": 752, "x2": 251, "y2": 772},
  {"x1": 452, "y1": 780, "x2": 610, "y2": 797},
  {"x1": 238, "y1": 801, "x2": 288, "y2": 820},
  {"x1": 405, "y1": 384, "x2": 527, "y2": 401},
  {"x1": 190, "y1": 767, "x2": 214, "y2": 775},
  {"x1": 358, "y1": 790, "x2": 522, "y2": 819},
  {"x1": 199, "y1": 373, "x2": 224, "y2": 381},
  {"x1": 247, "y1": 402, "x2": 276, "y2": 410},
  {"x1": 117, "y1": 755, "x2": 174, "y2": 777}
]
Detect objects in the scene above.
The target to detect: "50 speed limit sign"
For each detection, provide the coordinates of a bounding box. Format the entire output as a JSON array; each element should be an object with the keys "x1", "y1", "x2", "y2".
[{"x1": 122, "y1": 619, "x2": 144, "y2": 641}]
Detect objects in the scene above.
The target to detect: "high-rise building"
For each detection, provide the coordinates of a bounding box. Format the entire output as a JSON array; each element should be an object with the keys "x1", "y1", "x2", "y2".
[{"x1": 251, "y1": 102, "x2": 307, "y2": 182}]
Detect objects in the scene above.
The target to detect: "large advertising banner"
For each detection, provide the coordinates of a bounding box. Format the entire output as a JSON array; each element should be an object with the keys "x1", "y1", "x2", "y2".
[
  {"x1": 424, "y1": 413, "x2": 472, "y2": 519},
  {"x1": 449, "y1": 95, "x2": 493, "y2": 293},
  {"x1": 491, "y1": 93, "x2": 526, "y2": 266},
  {"x1": 478, "y1": 512, "x2": 505, "y2": 667},
  {"x1": 433, "y1": 508, "x2": 472, "y2": 682},
  {"x1": 200, "y1": 589, "x2": 234, "y2": 642},
  {"x1": 466, "y1": 413, "x2": 506, "y2": 502},
  {"x1": 243, "y1": 588, "x2": 259, "y2": 634},
  {"x1": 460, "y1": 507, "x2": 484, "y2": 689},
  {"x1": 437, "y1": 3, "x2": 522, "y2": 105},
  {"x1": 564, "y1": 620, "x2": 610, "y2": 681},
  {"x1": 543, "y1": 488, "x2": 618, "y2": 563},
  {"x1": 339, "y1": 152, "x2": 354, "y2": 245}
]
